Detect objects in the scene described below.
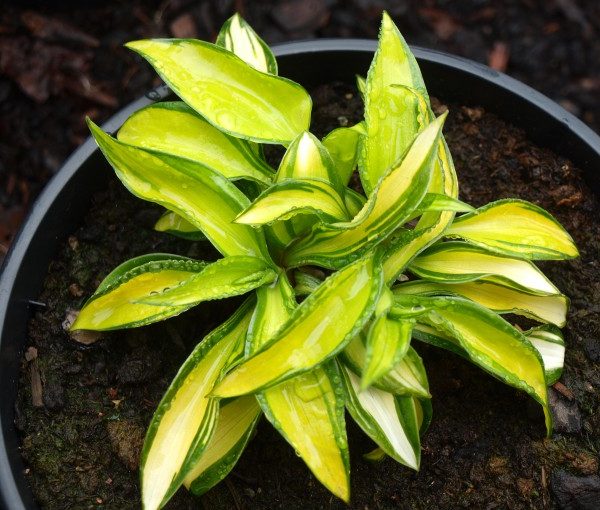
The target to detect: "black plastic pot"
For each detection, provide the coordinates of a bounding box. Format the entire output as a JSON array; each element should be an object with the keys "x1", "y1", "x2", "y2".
[{"x1": 1, "y1": 40, "x2": 600, "y2": 509}]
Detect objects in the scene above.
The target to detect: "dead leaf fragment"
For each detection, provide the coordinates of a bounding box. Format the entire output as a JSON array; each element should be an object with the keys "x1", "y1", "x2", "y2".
[
  {"x1": 169, "y1": 13, "x2": 198, "y2": 39},
  {"x1": 21, "y1": 11, "x2": 100, "y2": 47},
  {"x1": 489, "y1": 42, "x2": 510, "y2": 72},
  {"x1": 63, "y1": 309, "x2": 102, "y2": 345}
]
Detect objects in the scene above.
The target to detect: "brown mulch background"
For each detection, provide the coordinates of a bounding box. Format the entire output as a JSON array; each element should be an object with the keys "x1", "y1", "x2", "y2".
[{"x1": 1, "y1": 0, "x2": 599, "y2": 261}]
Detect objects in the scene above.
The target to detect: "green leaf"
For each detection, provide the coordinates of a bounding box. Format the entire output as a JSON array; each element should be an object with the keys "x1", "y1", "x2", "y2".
[
  {"x1": 235, "y1": 179, "x2": 350, "y2": 226},
  {"x1": 184, "y1": 395, "x2": 261, "y2": 496},
  {"x1": 246, "y1": 276, "x2": 351, "y2": 502},
  {"x1": 342, "y1": 335, "x2": 430, "y2": 398},
  {"x1": 285, "y1": 113, "x2": 445, "y2": 269},
  {"x1": 445, "y1": 199, "x2": 578, "y2": 260},
  {"x1": 293, "y1": 270, "x2": 324, "y2": 296},
  {"x1": 141, "y1": 301, "x2": 253, "y2": 510},
  {"x1": 322, "y1": 126, "x2": 361, "y2": 186},
  {"x1": 340, "y1": 363, "x2": 421, "y2": 469},
  {"x1": 215, "y1": 13, "x2": 278, "y2": 75},
  {"x1": 72, "y1": 256, "x2": 206, "y2": 331},
  {"x1": 212, "y1": 253, "x2": 383, "y2": 397},
  {"x1": 409, "y1": 242, "x2": 560, "y2": 296},
  {"x1": 88, "y1": 120, "x2": 270, "y2": 261},
  {"x1": 359, "y1": 12, "x2": 428, "y2": 194},
  {"x1": 356, "y1": 74, "x2": 366, "y2": 97},
  {"x1": 415, "y1": 396, "x2": 433, "y2": 435},
  {"x1": 117, "y1": 102, "x2": 273, "y2": 184},
  {"x1": 154, "y1": 210, "x2": 206, "y2": 241},
  {"x1": 524, "y1": 325, "x2": 565, "y2": 385},
  {"x1": 126, "y1": 39, "x2": 311, "y2": 144},
  {"x1": 344, "y1": 187, "x2": 367, "y2": 217},
  {"x1": 395, "y1": 294, "x2": 551, "y2": 434},
  {"x1": 363, "y1": 447, "x2": 386, "y2": 462},
  {"x1": 137, "y1": 256, "x2": 277, "y2": 307},
  {"x1": 393, "y1": 280, "x2": 568, "y2": 327}
]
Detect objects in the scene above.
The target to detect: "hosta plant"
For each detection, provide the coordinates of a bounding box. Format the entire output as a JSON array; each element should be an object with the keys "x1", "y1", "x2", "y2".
[{"x1": 72, "y1": 12, "x2": 578, "y2": 509}]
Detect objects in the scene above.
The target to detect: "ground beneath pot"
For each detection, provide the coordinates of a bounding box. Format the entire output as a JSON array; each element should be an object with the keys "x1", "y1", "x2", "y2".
[{"x1": 16, "y1": 83, "x2": 600, "y2": 509}]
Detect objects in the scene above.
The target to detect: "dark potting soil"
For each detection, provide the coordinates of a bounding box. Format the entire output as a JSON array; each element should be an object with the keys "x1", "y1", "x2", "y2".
[{"x1": 16, "y1": 83, "x2": 600, "y2": 509}]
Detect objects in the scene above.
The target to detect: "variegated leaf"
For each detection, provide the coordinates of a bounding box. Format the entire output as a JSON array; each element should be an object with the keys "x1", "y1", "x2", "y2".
[
  {"x1": 446, "y1": 199, "x2": 578, "y2": 260},
  {"x1": 245, "y1": 276, "x2": 351, "y2": 502},
  {"x1": 525, "y1": 325, "x2": 565, "y2": 385},
  {"x1": 126, "y1": 39, "x2": 311, "y2": 144},
  {"x1": 393, "y1": 280, "x2": 568, "y2": 327},
  {"x1": 141, "y1": 301, "x2": 253, "y2": 510},
  {"x1": 395, "y1": 294, "x2": 552, "y2": 434},
  {"x1": 285, "y1": 114, "x2": 445, "y2": 269},
  {"x1": 72, "y1": 255, "x2": 205, "y2": 331},
  {"x1": 212, "y1": 253, "x2": 383, "y2": 397},
  {"x1": 215, "y1": 13, "x2": 278, "y2": 74},
  {"x1": 340, "y1": 363, "x2": 421, "y2": 469},
  {"x1": 360, "y1": 12, "x2": 428, "y2": 194},
  {"x1": 184, "y1": 395, "x2": 261, "y2": 496},
  {"x1": 136, "y1": 256, "x2": 277, "y2": 307},
  {"x1": 235, "y1": 179, "x2": 350, "y2": 226},
  {"x1": 117, "y1": 102, "x2": 273, "y2": 184},
  {"x1": 409, "y1": 242, "x2": 560, "y2": 296},
  {"x1": 88, "y1": 120, "x2": 271, "y2": 260}
]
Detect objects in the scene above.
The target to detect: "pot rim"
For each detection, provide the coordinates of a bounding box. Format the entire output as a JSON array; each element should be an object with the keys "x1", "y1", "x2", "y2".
[{"x1": 1, "y1": 39, "x2": 599, "y2": 510}]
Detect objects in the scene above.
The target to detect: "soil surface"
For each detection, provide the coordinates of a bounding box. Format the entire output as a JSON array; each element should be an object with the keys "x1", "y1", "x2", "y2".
[
  {"x1": 16, "y1": 82, "x2": 600, "y2": 510},
  {"x1": 2, "y1": 1, "x2": 600, "y2": 265}
]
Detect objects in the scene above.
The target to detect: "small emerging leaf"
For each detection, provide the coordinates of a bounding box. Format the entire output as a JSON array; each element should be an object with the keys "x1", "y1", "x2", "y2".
[
  {"x1": 126, "y1": 39, "x2": 311, "y2": 144},
  {"x1": 276, "y1": 131, "x2": 343, "y2": 191},
  {"x1": 446, "y1": 199, "x2": 578, "y2": 260},
  {"x1": 363, "y1": 315, "x2": 412, "y2": 390},
  {"x1": 323, "y1": 126, "x2": 361, "y2": 186},
  {"x1": 362, "y1": 288, "x2": 412, "y2": 390},
  {"x1": 216, "y1": 13, "x2": 278, "y2": 75},
  {"x1": 154, "y1": 211, "x2": 205, "y2": 241},
  {"x1": 411, "y1": 193, "x2": 474, "y2": 218},
  {"x1": 343, "y1": 336, "x2": 430, "y2": 398}
]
